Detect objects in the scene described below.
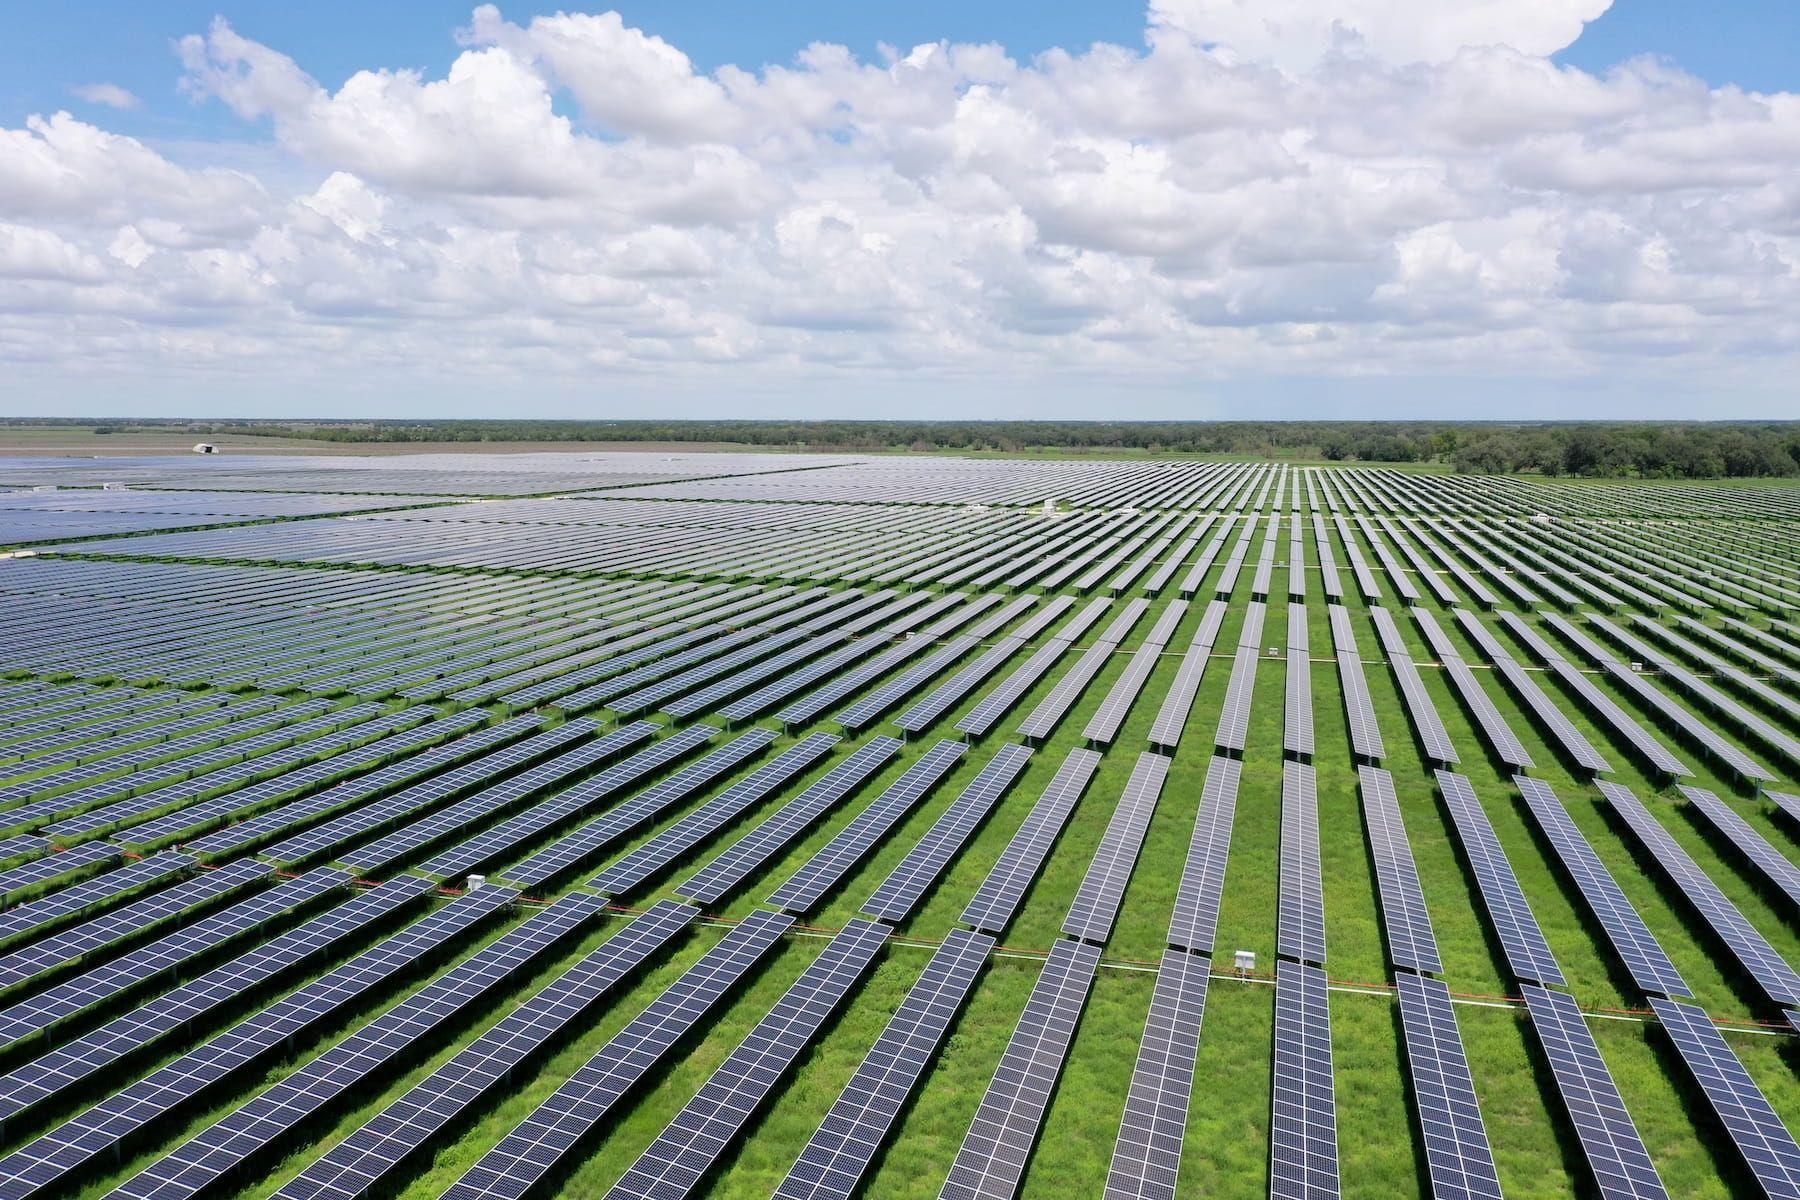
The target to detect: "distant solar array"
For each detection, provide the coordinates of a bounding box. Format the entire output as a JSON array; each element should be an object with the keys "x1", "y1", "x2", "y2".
[{"x1": 0, "y1": 448, "x2": 1792, "y2": 1200}]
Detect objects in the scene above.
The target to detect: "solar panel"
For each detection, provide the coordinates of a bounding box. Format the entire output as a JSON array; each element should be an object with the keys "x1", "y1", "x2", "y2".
[
  {"x1": 1063, "y1": 752, "x2": 1168, "y2": 943},
  {"x1": 439, "y1": 909, "x2": 796, "y2": 1200},
  {"x1": 1395, "y1": 972, "x2": 1502, "y2": 1200},
  {"x1": 957, "y1": 641, "x2": 1074, "y2": 737},
  {"x1": 416, "y1": 724, "x2": 719, "y2": 881},
  {"x1": 185, "y1": 712, "x2": 539, "y2": 860},
  {"x1": 499, "y1": 727, "x2": 774, "y2": 887},
  {"x1": 1214, "y1": 645, "x2": 1261, "y2": 753},
  {"x1": 259, "y1": 718, "x2": 600, "y2": 866},
  {"x1": 1285, "y1": 648, "x2": 1315, "y2": 758},
  {"x1": 0, "y1": 884, "x2": 516, "y2": 1200},
  {"x1": 1386, "y1": 650, "x2": 1460, "y2": 765},
  {"x1": 1434, "y1": 771, "x2": 1563, "y2": 986},
  {"x1": 774, "y1": 928, "x2": 993, "y2": 1200},
  {"x1": 1148, "y1": 624, "x2": 1218, "y2": 751},
  {"x1": 0, "y1": 875, "x2": 436, "y2": 1130},
  {"x1": 864, "y1": 743, "x2": 1033, "y2": 922},
  {"x1": 939, "y1": 939, "x2": 1101, "y2": 1200},
  {"x1": 1601, "y1": 780, "x2": 1800, "y2": 1009},
  {"x1": 268, "y1": 900, "x2": 699, "y2": 1200},
  {"x1": 1678, "y1": 785, "x2": 1800, "y2": 914},
  {"x1": 0, "y1": 841, "x2": 117, "y2": 904},
  {"x1": 768, "y1": 740, "x2": 967, "y2": 913},
  {"x1": 962, "y1": 748, "x2": 1102, "y2": 934},
  {"x1": 604, "y1": 919, "x2": 891, "y2": 1200},
  {"x1": 0, "y1": 862, "x2": 334, "y2": 1049},
  {"x1": 680, "y1": 736, "x2": 902, "y2": 904},
  {"x1": 1358, "y1": 766, "x2": 1442, "y2": 975},
  {"x1": 0, "y1": 856, "x2": 270, "y2": 998},
  {"x1": 1522, "y1": 985, "x2": 1669, "y2": 1200},
  {"x1": 1269, "y1": 960, "x2": 1340, "y2": 1200},
  {"x1": 898, "y1": 636, "x2": 1029, "y2": 733},
  {"x1": 1650, "y1": 996, "x2": 1800, "y2": 1198},
  {"x1": 589, "y1": 733, "x2": 838, "y2": 896},
  {"x1": 339, "y1": 721, "x2": 656, "y2": 873},
  {"x1": 1018, "y1": 640, "x2": 1116, "y2": 741},
  {"x1": 1439, "y1": 655, "x2": 1535, "y2": 769},
  {"x1": 1279, "y1": 761, "x2": 1327, "y2": 966},
  {"x1": 1515, "y1": 776, "x2": 1688, "y2": 998},
  {"x1": 1336, "y1": 653, "x2": 1386, "y2": 762},
  {"x1": 106, "y1": 891, "x2": 597, "y2": 1200},
  {"x1": 1103, "y1": 949, "x2": 1210, "y2": 1200},
  {"x1": 1489, "y1": 656, "x2": 1611, "y2": 774},
  {"x1": 1085, "y1": 637, "x2": 1166, "y2": 746},
  {"x1": 0, "y1": 850, "x2": 192, "y2": 951},
  {"x1": 1168, "y1": 756, "x2": 1242, "y2": 954}
]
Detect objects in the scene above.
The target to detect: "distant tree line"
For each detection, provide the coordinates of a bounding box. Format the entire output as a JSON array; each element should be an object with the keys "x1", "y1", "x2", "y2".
[{"x1": 7, "y1": 418, "x2": 1798, "y2": 479}]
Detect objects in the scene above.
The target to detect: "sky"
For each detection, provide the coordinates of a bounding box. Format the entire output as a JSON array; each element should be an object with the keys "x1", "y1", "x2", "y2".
[{"x1": 3, "y1": 1, "x2": 1798, "y2": 420}]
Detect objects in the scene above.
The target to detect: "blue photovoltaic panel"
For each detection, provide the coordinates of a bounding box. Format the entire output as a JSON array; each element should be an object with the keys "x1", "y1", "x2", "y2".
[
  {"x1": 103, "y1": 891, "x2": 598, "y2": 1200},
  {"x1": 768, "y1": 740, "x2": 966, "y2": 914},
  {"x1": 1358, "y1": 766, "x2": 1441, "y2": 975},
  {"x1": 1278, "y1": 761, "x2": 1326, "y2": 966},
  {"x1": 1602, "y1": 780, "x2": 1800, "y2": 1009},
  {"x1": 679, "y1": 737, "x2": 902, "y2": 905},
  {"x1": 1515, "y1": 776, "x2": 1688, "y2": 999},
  {"x1": 864, "y1": 743, "x2": 1032, "y2": 922},
  {"x1": 589, "y1": 733, "x2": 838, "y2": 897},
  {"x1": 0, "y1": 884, "x2": 517, "y2": 1200},
  {"x1": 1523, "y1": 985, "x2": 1669, "y2": 1200},
  {"x1": 1103, "y1": 948, "x2": 1211, "y2": 1200},
  {"x1": 939, "y1": 939, "x2": 1101, "y2": 1200},
  {"x1": 774, "y1": 929, "x2": 993, "y2": 1200},
  {"x1": 1651, "y1": 997, "x2": 1800, "y2": 1198},
  {"x1": 1395, "y1": 972, "x2": 1502, "y2": 1200},
  {"x1": 267, "y1": 900, "x2": 698, "y2": 1200},
  {"x1": 1435, "y1": 771, "x2": 1562, "y2": 987},
  {"x1": 1169, "y1": 756, "x2": 1242, "y2": 954},
  {"x1": 1063, "y1": 753, "x2": 1167, "y2": 943},
  {"x1": 0, "y1": 875, "x2": 436, "y2": 1129},
  {"x1": 604, "y1": 920, "x2": 891, "y2": 1200},
  {"x1": 1678, "y1": 785, "x2": 1800, "y2": 914},
  {"x1": 1270, "y1": 960, "x2": 1340, "y2": 1200},
  {"x1": 962, "y1": 749, "x2": 1102, "y2": 935},
  {"x1": 440, "y1": 909, "x2": 796, "y2": 1200}
]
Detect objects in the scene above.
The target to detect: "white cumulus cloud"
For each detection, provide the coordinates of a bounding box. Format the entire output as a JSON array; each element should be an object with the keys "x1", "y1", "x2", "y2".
[{"x1": 0, "y1": 3, "x2": 1796, "y2": 416}]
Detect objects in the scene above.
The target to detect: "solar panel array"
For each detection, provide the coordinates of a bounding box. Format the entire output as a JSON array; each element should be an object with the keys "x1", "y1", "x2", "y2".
[
  {"x1": 1358, "y1": 765, "x2": 1442, "y2": 975},
  {"x1": 1650, "y1": 997, "x2": 1800, "y2": 1198},
  {"x1": 1395, "y1": 972, "x2": 1503, "y2": 1200},
  {"x1": 1601, "y1": 780, "x2": 1800, "y2": 1008},
  {"x1": 774, "y1": 928, "x2": 993, "y2": 1200},
  {"x1": 6, "y1": 451, "x2": 1799, "y2": 1200},
  {"x1": 1435, "y1": 771, "x2": 1564, "y2": 986},
  {"x1": 605, "y1": 919, "x2": 891, "y2": 1200},
  {"x1": 1103, "y1": 948, "x2": 1210, "y2": 1200},
  {"x1": 962, "y1": 748, "x2": 1102, "y2": 934},
  {"x1": 1522, "y1": 985, "x2": 1669, "y2": 1200},
  {"x1": 1168, "y1": 755, "x2": 1242, "y2": 954},
  {"x1": 1063, "y1": 753, "x2": 1167, "y2": 943},
  {"x1": 1515, "y1": 776, "x2": 1690, "y2": 998},
  {"x1": 940, "y1": 940, "x2": 1102, "y2": 1200},
  {"x1": 1270, "y1": 960, "x2": 1340, "y2": 1200},
  {"x1": 442, "y1": 908, "x2": 797, "y2": 1200},
  {"x1": 767, "y1": 740, "x2": 966, "y2": 913},
  {"x1": 1279, "y1": 761, "x2": 1328, "y2": 966},
  {"x1": 268, "y1": 900, "x2": 699, "y2": 1200},
  {"x1": 864, "y1": 742, "x2": 1033, "y2": 921}
]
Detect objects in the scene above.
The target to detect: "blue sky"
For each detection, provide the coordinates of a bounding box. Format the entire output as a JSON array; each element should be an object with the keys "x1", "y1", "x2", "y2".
[
  {"x1": 3, "y1": 2, "x2": 1798, "y2": 420},
  {"x1": 7, "y1": 2, "x2": 1796, "y2": 143}
]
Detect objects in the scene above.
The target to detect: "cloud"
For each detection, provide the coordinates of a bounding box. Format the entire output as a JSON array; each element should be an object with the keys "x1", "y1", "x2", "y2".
[
  {"x1": 70, "y1": 82, "x2": 142, "y2": 110},
  {"x1": 1, "y1": 4, "x2": 1798, "y2": 415}
]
